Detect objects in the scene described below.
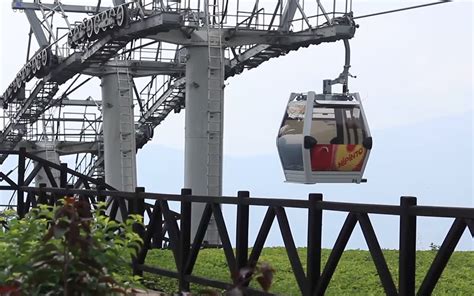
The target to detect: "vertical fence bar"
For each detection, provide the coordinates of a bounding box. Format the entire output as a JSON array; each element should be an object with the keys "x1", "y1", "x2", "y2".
[
  {"x1": 66, "y1": 184, "x2": 74, "y2": 198},
  {"x1": 60, "y1": 163, "x2": 68, "y2": 188},
  {"x1": 97, "y1": 178, "x2": 106, "y2": 203},
  {"x1": 38, "y1": 183, "x2": 47, "y2": 205},
  {"x1": 307, "y1": 193, "x2": 322, "y2": 296},
  {"x1": 96, "y1": 178, "x2": 106, "y2": 216},
  {"x1": 132, "y1": 187, "x2": 146, "y2": 276},
  {"x1": 152, "y1": 202, "x2": 163, "y2": 249},
  {"x1": 236, "y1": 190, "x2": 250, "y2": 274},
  {"x1": 133, "y1": 187, "x2": 146, "y2": 239},
  {"x1": 399, "y1": 196, "x2": 417, "y2": 296},
  {"x1": 179, "y1": 188, "x2": 192, "y2": 292},
  {"x1": 136, "y1": 187, "x2": 146, "y2": 218},
  {"x1": 24, "y1": 192, "x2": 32, "y2": 212},
  {"x1": 17, "y1": 147, "x2": 26, "y2": 218}
]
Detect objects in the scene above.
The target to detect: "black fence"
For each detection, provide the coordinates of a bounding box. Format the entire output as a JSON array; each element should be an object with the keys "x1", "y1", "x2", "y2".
[
  {"x1": 0, "y1": 148, "x2": 179, "y2": 246},
  {"x1": 5, "y1": 185, "x2": 472, "y2": 296},
  {"x1": 0, "y1": 149, "x2": 473, "y2": 295},
  {"x1": 0, "y1": 148, "x2": 120, "y2": 217}
]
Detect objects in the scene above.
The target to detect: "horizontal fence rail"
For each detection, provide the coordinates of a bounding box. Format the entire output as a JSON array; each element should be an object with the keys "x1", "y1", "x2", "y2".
[{"x1": 13, "y1": 186, "x2": 474, "y2": 219}]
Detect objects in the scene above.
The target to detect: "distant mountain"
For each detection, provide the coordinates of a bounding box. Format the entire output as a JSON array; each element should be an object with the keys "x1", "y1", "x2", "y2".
[{"x1": 137, "y1": 111, "x2": 473, "y2": 250}]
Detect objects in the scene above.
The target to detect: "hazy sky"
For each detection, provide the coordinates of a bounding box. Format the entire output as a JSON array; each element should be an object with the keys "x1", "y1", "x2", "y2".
[{"x1": 0, "y1": 1, "x2": 472, "y2": 250}]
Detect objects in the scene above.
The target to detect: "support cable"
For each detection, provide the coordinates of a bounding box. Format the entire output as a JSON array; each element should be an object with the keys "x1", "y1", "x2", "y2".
[{"x1": 353, "y1": 1, "x2": 451, "y2": 20}]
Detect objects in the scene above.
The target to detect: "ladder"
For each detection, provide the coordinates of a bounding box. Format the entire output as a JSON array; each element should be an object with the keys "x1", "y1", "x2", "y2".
[
  {"x1": 116, "y1": 65, "x2": 136, "y2": 192},
  {"x1": 204, "y1": 0, "x2": 224, "y2": 245},
  {"x1": 95, "y1": 136, "x2": 105, "y2": 179},
  {"x1": 43, "y1": 140, "x2": 55, "y2": 163},
  {"x1": 206, "y1": 0, "x2": 224, "y2": 198}
]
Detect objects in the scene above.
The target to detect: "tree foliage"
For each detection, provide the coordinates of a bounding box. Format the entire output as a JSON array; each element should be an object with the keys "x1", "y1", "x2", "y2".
[{"x1": 0, "y1": 198, "x2": 143, "y2": 295}]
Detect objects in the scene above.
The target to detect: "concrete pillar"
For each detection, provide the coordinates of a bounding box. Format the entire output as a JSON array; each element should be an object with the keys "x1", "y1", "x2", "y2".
[
  {"x1": 101, "y1": 71, "x2": 137, "y2": 192},
  {"x1": 185, "y1": 45, "x2": 223, "y2": 245},
  {"x1": 34, "y1": 141, "x2": 60, "y2": 187}
]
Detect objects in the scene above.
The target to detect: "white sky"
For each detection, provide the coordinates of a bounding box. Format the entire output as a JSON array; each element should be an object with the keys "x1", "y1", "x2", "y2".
[{"x1": 152, "y1": 1, "x2": 474, "y2": 156}]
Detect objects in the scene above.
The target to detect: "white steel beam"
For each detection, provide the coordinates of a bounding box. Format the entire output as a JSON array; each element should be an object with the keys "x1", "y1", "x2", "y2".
[
  {"x1": 12, "y1": 1, "x2": 110, "y2": 13},
  {"x1": 280, "y1": 0, "x2": 300, "y2": 31},
  {"x1": 24, "y1": 10, "x2": 49, "y2": 47}
]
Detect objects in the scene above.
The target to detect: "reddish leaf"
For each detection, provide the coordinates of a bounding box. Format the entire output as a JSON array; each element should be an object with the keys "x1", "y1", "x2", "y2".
[
  {"x1": 256, "y1": 263, "x2": 274, "y2": 292},
  {"x1": 75, "y1": 200, "x2": 92, "y2": 219}
]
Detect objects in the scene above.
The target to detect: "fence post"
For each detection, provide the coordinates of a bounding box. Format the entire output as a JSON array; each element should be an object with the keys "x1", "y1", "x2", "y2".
[
  {"x1": 132, "y1": 187, "x2": 146, "y2": 276},
  {"x1": 133, "y1": 187, "x2": 146, "y2": 239},
  {"x1": 179, "y1": 188, "x2": 192, "y2": 292},
  {"x1": 307, "y1": 193, "x2": 322, "y2": 296},
  {"x1": 97, "y1": 178, "x2": 106, "y2": 203},
  {"x1": 60, "y1": 163, "x2": 68, "y2": 188},
  {"x1": 96, "y1": 178, "x2": 106, "y2": 216},
  {"x1": 236, "y1": 191, "x2": 250, "y2": 274},
  {"x1": 152, "y1": 200, "x2": 163, "y2": 249},
  {"x1": 17, "y1": 147, "x2": 26, "y2": 218},
  {"x1": 38, "y1": 183, "x2": 47, "y2": 205},
  {"x1": 66, "y1": 184, "x2": 74, "y2": 199},
  {"x1": 399, "y1": 196, "x2": 417, "y2": 296}
]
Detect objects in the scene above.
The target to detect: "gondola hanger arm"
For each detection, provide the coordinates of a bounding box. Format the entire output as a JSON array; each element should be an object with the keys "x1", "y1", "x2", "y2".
[{"x1": 324, "y1": 39, "x2": 354, "y2": 94}]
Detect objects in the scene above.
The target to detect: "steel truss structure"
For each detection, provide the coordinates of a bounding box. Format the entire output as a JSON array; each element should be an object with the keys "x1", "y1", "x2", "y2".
[
  {"x1": 0, "y1": 0, "x2": 363, "y2": 244},
  {"x1": 1, "y1": 0, "x2": 356, "y2": 163}
]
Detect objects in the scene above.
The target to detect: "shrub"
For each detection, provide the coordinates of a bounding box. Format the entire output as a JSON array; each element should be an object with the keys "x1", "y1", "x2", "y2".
[{"x1": 0, "y1": 198, "x2": 143, "y2": 295}]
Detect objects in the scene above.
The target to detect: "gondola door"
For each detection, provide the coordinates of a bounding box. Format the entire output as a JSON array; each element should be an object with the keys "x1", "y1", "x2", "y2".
[
  {"x1": 306, "y1": 92, "x2": 371, "y2": 183},
  {"x1": 277, "y1": 92, "x2": 314, "y2": 184}
]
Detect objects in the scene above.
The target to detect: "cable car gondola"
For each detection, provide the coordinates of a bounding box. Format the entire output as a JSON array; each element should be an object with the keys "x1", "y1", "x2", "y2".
[{"x1": 276, "y1": 40, "x2": 372, "y2": 184}]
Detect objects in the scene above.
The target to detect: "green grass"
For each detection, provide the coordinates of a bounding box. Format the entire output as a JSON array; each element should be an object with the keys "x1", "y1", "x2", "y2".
[{"x1": 142, "y1": 248, "x2": 474, "y2": 295}]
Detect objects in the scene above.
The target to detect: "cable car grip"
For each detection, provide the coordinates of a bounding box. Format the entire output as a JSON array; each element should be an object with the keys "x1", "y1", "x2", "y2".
[{"x1": 325, "y1": 39, "x2": 356, "y2": 95}]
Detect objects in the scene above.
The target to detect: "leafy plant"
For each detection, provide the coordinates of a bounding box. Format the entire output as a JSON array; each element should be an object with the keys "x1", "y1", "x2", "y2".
[
  {"x1": 227, "y1": 262, "x2": 275, "y2": 295},
  {"x1": 0, "y1": 198, "x2": 143, "y2": 295},
  {"x1": 198, "y1": 262, "x2": 275, "y2": 296}
]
